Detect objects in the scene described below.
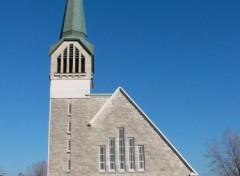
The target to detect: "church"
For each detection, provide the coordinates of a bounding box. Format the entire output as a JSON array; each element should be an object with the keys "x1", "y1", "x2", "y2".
[{"x1": 48, "y1": 0, "x2": 198, "y2": 176}]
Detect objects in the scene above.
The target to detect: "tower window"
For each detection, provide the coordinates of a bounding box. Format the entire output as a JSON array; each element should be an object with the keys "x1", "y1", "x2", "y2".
[
  {"x1": 57, "y1": 55, "x2": 61, "y2": 73},
  {"x1": 81, "y1": 54, "x2": 85, "y2": 73},
  {"x1": 75, "y1": 48, "x2": 79, "y2": 73},
  {"x1": 129, "y1": 138, "x2": 135, "y2": 171},
  {"x1": 63, "y1": 48, "x2": 67, "y2": 73},
  {"x1": 109, "y1": 138, "x2": 115, "y2": 171},
  {"x1": 138, "y1": 146, "x2": 145, "y2": 171},
  {"x1": 119, "y1": 128, "x2": 125, "y2": 171},
  {"x1": 69, "y1": 44, "x2": 73, "y2": 73},
  {"x1": 99, "y1": 146, "x2": 106, "y2": 172}
]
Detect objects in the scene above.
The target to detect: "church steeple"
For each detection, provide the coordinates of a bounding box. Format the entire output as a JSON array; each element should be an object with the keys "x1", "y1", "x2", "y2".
[
  {"x1": 49, "y1": 0, "x2": 94, "y2": 98},
  {"x1": 61, "y1": 0, "x2": 87, "y2": 39}
]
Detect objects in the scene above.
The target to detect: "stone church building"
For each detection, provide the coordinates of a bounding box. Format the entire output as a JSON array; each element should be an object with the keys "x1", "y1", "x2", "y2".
[{"x1": 48, "y1": 0, "x2": 198, "y2": 175}]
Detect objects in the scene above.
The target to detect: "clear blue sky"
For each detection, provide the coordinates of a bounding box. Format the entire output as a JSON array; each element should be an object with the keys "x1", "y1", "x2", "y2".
[{"x1": 0, "y1": 0, "x2": 239, "y2": 175}]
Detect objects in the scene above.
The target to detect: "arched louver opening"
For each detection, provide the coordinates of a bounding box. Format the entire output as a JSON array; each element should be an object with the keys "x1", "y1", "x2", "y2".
[
  {"x1": 57, "y1": 55, "x2": 61, "y2": 73},
  {"x1": 81, "y1": 54, "x2": 85, "y2": 73},
  {"x1": 55, "y1": 44, "x2": 88, "y2": 75},
  {"x1": 75, "y1": 48, "x2": 79, "y2": 73},
  {"x1": 69, "y1": 44, "x2": 74, "y2": 73},
  {"x1": 63, "y1": 48, "x2": 68, "y2": 73}
]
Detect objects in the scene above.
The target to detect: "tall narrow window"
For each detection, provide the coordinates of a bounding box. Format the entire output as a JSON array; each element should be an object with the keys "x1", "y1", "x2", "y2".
[
  {"x1": 138, "y1": 146, "x2": 145, "y2": 171},
  {"x1": 75, "y1": 48, "x2": 79, "y2": 73},
  {"x1": 68, "y1": 104, "x2": 71, "y2": 115},
  {"x1": 67, "y1": 140, "x2": 71, "y2": 152},
  {"x1": 119, "y1": 128, "x2": 125, "y2": 171},
  {"x1": 68, "y1": 122, "x2": 71, "y2": 134},
  {"x1": 67, "y1": 159, "x2": 71, "y2": 172},
  {"x1": 57, "y1": 55, "x2": 61, "y2": 73},
  {"x1": 81, "y1": 54, "x2": 85, "y2": 73},
  {"x1": 109, "y1": 138, "x2": 115, "y2": 171},
  {"x1": 99, "y1": 146, "x2": 106, "y2": 172},
  {"x1": 129, "y1": 138, "x2": 135, "y2": 171},
  {"x1": 63, "y1": 48, "x2": 67, "y2": 73},
  {"x1": 69, "y1": 44, "x2": 73, "y2": 73}
]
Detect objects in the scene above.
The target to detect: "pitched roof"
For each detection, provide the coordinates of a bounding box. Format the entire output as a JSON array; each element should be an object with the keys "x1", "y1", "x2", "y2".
[{"x1": 88, "y1": 87, "x2": 198, "y2": 175}]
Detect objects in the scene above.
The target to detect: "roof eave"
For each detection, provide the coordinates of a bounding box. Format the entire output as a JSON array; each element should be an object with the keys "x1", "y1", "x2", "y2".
[{"x1": 49, "y1": 37, "x2": 94, "y2": 56}]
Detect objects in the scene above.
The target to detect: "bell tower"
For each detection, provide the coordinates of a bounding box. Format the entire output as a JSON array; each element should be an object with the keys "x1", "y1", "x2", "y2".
[{"x1": 49, "y1": 0, "x2": 94, "y2": 98}]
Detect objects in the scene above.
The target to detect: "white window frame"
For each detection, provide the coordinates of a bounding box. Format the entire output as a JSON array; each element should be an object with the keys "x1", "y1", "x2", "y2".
[
  {"x1": 138, "y1": 145, "x2": 145, "y2": 171},
  {"x1": 128, "y1": 138, "x2": 135, "y2": 172},
  {"x1": 99, "y1": 145, "x2": 106, "y2": 172},
  {"x1": 119, "y1": 128, "x2": 125, "y2": 172},
  {"x1": 109, "y1": 138, "x2": 115, "y2": 172}
]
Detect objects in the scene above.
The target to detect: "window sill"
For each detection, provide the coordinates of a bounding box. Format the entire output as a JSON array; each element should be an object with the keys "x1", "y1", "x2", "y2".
[{"x1": 54, "y1": 73, "x2": 87, "y2": 78}]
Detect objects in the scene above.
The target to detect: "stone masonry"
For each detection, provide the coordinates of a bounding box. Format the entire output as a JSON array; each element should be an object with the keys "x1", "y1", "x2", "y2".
[{"x1": 48, "y1": 88, "x2": 194, "y2": 176}]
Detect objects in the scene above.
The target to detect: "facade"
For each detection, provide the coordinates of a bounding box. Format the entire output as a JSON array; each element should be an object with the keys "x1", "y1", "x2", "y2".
[{"x1": 48, "y1": 0, "x2": 198, "y2": 176}]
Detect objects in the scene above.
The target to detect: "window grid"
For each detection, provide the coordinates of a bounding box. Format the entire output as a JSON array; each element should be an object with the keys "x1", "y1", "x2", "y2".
[
  {"x1": 99, "y1": 146, "x2": 106, "y2": 172},
  {"x1": 119, "y1": 128, "x2": 125, "y2": 171},
  {"x1": 109, "y1": 138, "x2": 115, "y2": 171},
  {"x1": 129, "y1": 138, "x2": 135, "y2": 171},
  {"x1": 138, "y1": 146, "x2": 145, "y2": 171}
]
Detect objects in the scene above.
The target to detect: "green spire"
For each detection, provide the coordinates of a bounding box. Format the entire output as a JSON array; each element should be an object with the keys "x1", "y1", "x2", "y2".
[
  {"x1": 61, "y1": 0, "x2": 87, "y2": 39},
  {"x1": 50, "y1": 0, "x2": 94, "y2": 55}
]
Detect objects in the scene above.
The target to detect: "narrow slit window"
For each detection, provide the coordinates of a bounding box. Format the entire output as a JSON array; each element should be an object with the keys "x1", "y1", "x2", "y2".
[
  {"x1": 63, "y1": 48, "x2": 67, "y2": 73},
  {"x1": 68, "y1": 104, "x2": 71, "y2": 115},
  {"x1": 75, "y1": 48, "x2": 79, "y2": 73},
  {"x1": 109, "y1": 138, "x2": 115, "y2": 171},
  {"x1": 69, "y1": 44, "x2": 73, "y2": 73},
  {"x1": 138, "y1": 146, "x2": 145, "y2": 171},
  {"x1": 67, "y1": 140, "x2": 71, "y2": 152},
  {"x1": 81, "y1": 54, "x2": 85, "y2": 73},
  {"x1": 57, "y1": 55, "x2": 61, "y2": 73},
  {"x1": 68, "y1": 122, "x2": 71, "y2": 133},
  {"x1": 129, "y1": 138, "x2": 135, "y2": 171},
  {"x1": 67, "y1": 159, "x2": 71, "y2": 172},
  {"x1": 119, "y1": 128, "x2": 125, "y2": 171},
  {"x1": 99, "y1": 146, "x2": 106, "y2": 172}
]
